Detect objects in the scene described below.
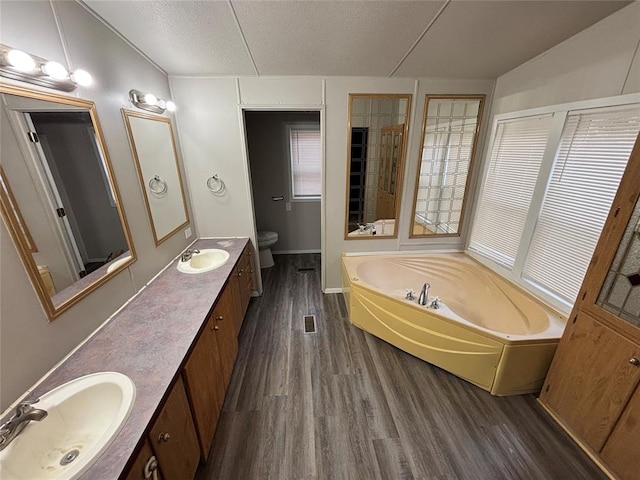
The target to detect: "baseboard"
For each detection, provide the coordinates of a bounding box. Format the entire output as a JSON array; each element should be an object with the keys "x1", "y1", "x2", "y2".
[
  {"x1": 272, "y1": 249, "x2": 321, "y2": 255},
  {"x1": 324, "y1": 287, "x2": 343, "y2": 294}
]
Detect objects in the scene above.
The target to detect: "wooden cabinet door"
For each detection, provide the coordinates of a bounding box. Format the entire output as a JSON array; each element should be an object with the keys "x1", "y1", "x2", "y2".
[
  {"x1": 601, "y1": 383, "x2": 640, "y2": 480},
  {"x1": 125, "y1": 440, "x2": 162, "y2": 480},
  {"x1": 540, "y1": 312, "x2": 640, "y2": 451},
  {"x1": 231, "y1": 263, "x2": 244, "y2": 334},
  {"x1": 213, "y1": 284, "x2": 239, "y2": 389},
  {"x1": 149, "y1": 377, "x2": 200, "y2": 480},
  {"x1": 183, "y1": 316, "x2": 225, "y2": 460}
]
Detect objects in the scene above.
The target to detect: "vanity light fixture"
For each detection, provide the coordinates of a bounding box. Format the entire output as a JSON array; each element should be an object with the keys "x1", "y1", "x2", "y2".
[
  {"x1": 0, "y1": 44, "x2": 92, "y2": 92},
  {"x1": 129, "y1": 89, "x2": 176, "y2": 114}
]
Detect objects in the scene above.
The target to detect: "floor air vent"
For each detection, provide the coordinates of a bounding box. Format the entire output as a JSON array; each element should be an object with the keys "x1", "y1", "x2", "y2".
[
  {"x1": 297, "y1": 267, "x2": 315, "y2": 272},
  {"x1": 304, "y1": 315, "x2": 316, "y2": 333}
]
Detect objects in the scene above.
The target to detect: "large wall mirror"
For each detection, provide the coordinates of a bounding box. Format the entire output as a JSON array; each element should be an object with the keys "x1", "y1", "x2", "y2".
[
  {"x1": 345, "y1": 94, "x2": 412, "y2": 239},
  {"x1": 122, "y1": 110, "x2": 189, "y2": 245},
  {"x1": 410, "y1": 95, "x2": 485, "y2": 237},
  {"x1": 0, "y1": 83, "x2": 136, "y2": 320}
]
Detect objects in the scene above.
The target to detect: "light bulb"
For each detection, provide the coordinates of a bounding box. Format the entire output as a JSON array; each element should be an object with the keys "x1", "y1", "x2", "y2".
[
  {"x1": 166, "y1": 101, "x2": 176, "y2": 112},
  {"x1": 7, "y1": 49, "x2": 36, "y2": 72},
  {"x1": 143, "y1": 93, "x2": 158, "y2": 106},
  {"x1": 72, "y1": 69, "x2": 92, "y2": 86},
  {"x1": 42, "y1": 61, "x2": 69, "y2": 80},
  {"x1": 157, "y1": 99, "x2": 167, "y2": 109}
]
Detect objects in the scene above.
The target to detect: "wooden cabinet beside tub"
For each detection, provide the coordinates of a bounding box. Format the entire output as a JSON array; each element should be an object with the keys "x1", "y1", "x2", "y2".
[{"x1": 539, "y1": 133, "x2": 640, "y2": 480}]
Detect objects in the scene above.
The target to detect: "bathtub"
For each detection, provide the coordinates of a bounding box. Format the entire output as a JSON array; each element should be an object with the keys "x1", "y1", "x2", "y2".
[{"x1": 341, "y1": 253, "x2": 566, "y2": 395}]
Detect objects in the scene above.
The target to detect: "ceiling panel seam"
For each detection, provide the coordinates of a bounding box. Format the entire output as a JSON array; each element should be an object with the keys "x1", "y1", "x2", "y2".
[
  {"x1": 228, "y1": 0, "x2": 259, "y2": 77},
  {"x1": 389, "y1": 0, "x2": 451, "y2": 77},
  {"x1": 76, "y1": 0, "x2": 167, "y2": 76},
  {"x1": 48, "y1": 1, "x2": 74, "y2": 72},
  {"x1": 621, "y1": 34, "x2": 640, "y2": 95}
]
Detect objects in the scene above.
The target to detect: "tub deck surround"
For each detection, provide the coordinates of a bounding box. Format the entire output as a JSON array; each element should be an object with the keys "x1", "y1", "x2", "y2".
[
  {"x1": 2, "y1": 238, "x2": 249, "y2": 480},
  {"x1": 342, "y1": 253, "x2": 566, "y2": 396}
]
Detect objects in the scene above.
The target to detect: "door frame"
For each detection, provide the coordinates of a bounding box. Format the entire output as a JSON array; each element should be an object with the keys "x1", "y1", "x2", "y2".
[{"x1": 238, "y1": 104, "x2": 326, "y2": 295}]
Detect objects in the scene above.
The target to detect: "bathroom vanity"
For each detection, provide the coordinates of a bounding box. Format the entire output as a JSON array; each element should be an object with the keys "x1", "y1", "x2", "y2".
[{"x1": 2, "y1": 238, "x2": 254, "y2": 480}]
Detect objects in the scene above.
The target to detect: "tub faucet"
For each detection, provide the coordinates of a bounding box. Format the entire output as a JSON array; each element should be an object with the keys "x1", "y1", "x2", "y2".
[
  {"x1": 0, "y1": 399, "x2": 48, "y2": 451},
  {"x1": 181, "y1": 248, "x2": 200, "y2": 262},
  {"x1": 358, "y1": 223, "x2": 377, "y2": 235},
  {"x1": 418, "y1": 283, "x2": 430, "y2": 306}
]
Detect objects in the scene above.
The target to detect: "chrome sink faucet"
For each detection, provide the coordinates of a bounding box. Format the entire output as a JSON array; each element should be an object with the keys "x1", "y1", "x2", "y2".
[
  {"x1": 0, "y1": 399, "x2": 48, "y2": 451},
  {"x1": 418, "y1": 283, "x2": 430, "y2": 306},
  {"x1": 181, "y1": 248, "x2": 200, "y2": 262}
]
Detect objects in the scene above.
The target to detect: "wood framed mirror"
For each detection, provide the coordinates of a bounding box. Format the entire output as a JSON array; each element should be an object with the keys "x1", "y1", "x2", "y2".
[
  {"x1": 410, "y1": 95, "x2": 485, "y2": 237},
  {"x1": 345, "y1": 94, "x2": 412, "y2": 239},
  {"x1": 122, "y1": 110, "x2": 189, "y2": 245},
  {"x1": 0, "y1": 83, "x2": 136, "y2": 320}
]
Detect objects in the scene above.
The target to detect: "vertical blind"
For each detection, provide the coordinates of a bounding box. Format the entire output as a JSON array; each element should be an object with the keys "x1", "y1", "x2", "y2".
[
  {"x1": 290, "y1": 127, "x2": 321, "y2": 198},
  {"x1": 523, "y1": 105, "x2": 640, "y2": 303},
  {"x1": 469, "y1": 115, "x2": 553, "y2": 268}
]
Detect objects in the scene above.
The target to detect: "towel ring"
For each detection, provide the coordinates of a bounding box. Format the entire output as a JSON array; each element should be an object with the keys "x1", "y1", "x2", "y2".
[
  {"x1": 148, "y1": 175, "x2": 168, "y2": 195},
  {"x1": 207, "y1": 174, "x2": 225, "y2": 194}
]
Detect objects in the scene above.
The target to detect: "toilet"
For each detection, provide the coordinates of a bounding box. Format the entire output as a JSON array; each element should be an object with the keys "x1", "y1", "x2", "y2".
[{"x1": 257, "y1": 231, "x2": 278, "y2": 268}]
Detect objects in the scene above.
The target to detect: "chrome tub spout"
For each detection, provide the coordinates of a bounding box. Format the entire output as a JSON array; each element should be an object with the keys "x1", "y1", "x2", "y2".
[{"x1": 418, "y1": 283, "x2": 430, "y2": 306}]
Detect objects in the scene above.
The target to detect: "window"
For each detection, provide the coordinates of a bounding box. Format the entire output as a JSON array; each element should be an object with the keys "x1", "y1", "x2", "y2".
[
  {"x1": 288, "y1": 124, "x2": 321, "y2": 200},
  {"x1": 523, "y1": 105, "x2": 640, "y2": 303},
  {"x1": 470, "y1": 100, "x2": 640, "y2": 310},
  {"x1": 469, "y1": 115, "x2": 553, "y2": 267}
]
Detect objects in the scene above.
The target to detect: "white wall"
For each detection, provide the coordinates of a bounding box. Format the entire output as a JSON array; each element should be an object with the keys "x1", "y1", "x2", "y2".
[
  {"x1": 490, "y1": 2, "x2": 640, "y2": 116},
  {"x1": 0, "y1": 0, "x2": 193, "y2": 410},
  {"x1": 171, "y1": 76, "x2": 494, "y2": 291}
]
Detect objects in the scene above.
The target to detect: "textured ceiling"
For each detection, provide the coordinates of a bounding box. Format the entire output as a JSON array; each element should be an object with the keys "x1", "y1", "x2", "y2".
[{"x1": 82, "y1": 0, "x2": 631, "y2": 78}]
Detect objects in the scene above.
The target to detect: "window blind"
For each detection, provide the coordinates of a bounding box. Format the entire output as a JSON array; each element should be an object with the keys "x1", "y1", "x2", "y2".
[
  {"x1": 523, "y1": 104, "x2": 640, "y2": 303},
  {"x1": 290, "y1": 127, "x2": 321, "y2": 198},
  {"x1": 469, "y1": 115, "x2": 553, "y2": 268}
]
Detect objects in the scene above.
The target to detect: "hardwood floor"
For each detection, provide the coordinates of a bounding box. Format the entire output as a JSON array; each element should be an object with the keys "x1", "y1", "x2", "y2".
[{"x1": 197, "y1": 254, "x2": 606, "y2": 480}]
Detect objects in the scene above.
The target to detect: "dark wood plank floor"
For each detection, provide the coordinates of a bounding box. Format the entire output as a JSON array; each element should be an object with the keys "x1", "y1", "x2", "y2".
[{"x1": 197, "y1": 254, "x2": 606, "y2": 480}]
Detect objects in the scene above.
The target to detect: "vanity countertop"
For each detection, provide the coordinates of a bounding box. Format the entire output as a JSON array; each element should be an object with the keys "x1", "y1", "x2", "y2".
[{"x1": 17, "y1": 237, "x2": 250, "y2": 480}]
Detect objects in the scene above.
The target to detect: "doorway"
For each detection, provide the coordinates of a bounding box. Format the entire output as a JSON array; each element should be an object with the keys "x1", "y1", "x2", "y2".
[{"x1": 243, "y1": 110, "x2": 322, "y2": 272}]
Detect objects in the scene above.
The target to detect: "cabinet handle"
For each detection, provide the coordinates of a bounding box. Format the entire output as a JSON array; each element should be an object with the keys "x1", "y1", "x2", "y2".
[
  {"x1": 158, "y1": 432, "x2": 171, "y2": 443},
  {"x1": 630, "y1": 357, "x2": 640, "y2": 366},
  {"x1": 238, "y1": 272, "x2": 242, "y2": 277},
  {"x1": 213, "y1": 325, "x2": 219, "y2": 331},
  {"x1": 144, "y1": 456, "x2": 159, "y2": 479},
  {"x1": 216, "y1": 315, "x2": 223, "y2": 321}
]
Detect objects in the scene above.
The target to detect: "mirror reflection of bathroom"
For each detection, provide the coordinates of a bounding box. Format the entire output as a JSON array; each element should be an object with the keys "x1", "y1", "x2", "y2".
[
  {"x1": 346, "y1": 94, "x2": 411, "y2": 239},
  {"x1": 410, "y1": 95, "x2": 485, "y2": 237},
  {"x1": 243, "y1": 111, "x2": 322, "y2": 270},
  {"x1": 0, "y1": 90, "x2": 133, "y2": 312}
]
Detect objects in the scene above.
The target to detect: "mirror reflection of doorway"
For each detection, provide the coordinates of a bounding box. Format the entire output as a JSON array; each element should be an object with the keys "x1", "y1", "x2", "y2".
[
  {"x1": 243, "y1": 110, "x2": 321, "y2": 274},
  {"x1": 26, "y1": 112, "x2": 127, "y2": 278},
  {"x1": 348, "y1": 127, "x2": 368, "y2": 232}
]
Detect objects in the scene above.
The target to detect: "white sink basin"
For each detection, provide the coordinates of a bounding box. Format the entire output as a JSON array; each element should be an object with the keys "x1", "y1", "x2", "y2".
[
  {"x1": 177, "y1": 248, "x2": 230, "y2": 274},
  {"x1": 0, "y1": 372, "x2": 136, "y2": 480},
  {"x1": 106, "y1": 255, "x2": 132, "y2": 274}
]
